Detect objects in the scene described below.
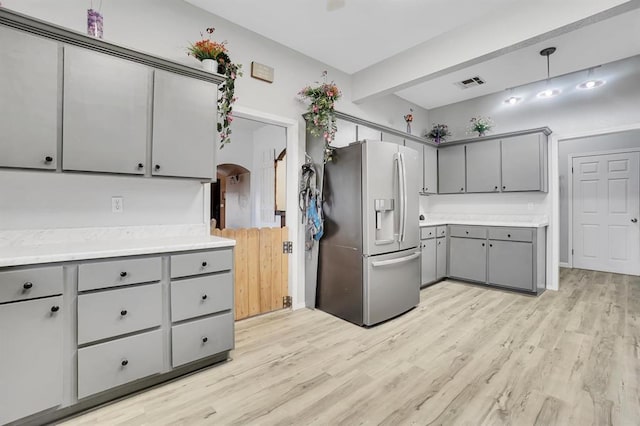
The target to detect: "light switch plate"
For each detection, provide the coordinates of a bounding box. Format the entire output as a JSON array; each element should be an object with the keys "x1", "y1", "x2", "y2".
[{"x1": 112, "y1": 196, "x2": 124, "y2": 213}]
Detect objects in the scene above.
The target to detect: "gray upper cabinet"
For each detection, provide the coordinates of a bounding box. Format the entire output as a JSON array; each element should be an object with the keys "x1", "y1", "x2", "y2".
[
  {"x1": 332, "y1": 119, "x2": 356, "y2": 148},
  {"x1": 0, "y1": 27, "x2": 59, "y2": 170},
  {"x1": 438, "y1": 144, "x2": 466, "y2": 194},
  {"x1": 466, "y1": 140, "x2": 501, "y2": 193},
  {"x1": 501, "y1": 133, "x2": 546, "y2": 192},
  {"x1": 404, "y1": 140, "x2": 424, "y2": 193},
  {"x1": 0, "y1": 296, "x2": 63, "y2": 424},
  {"x1": 381, "y1": 132, "x2": 404, "y2": 145},
  {"x1": 357, "y1": 125, "x2": 381, "y2": 141},
  {"x1": 63, "y1": 47, "x2": 150, "y2": 175},
  {"x1": 423, "y1": 144, "x2": 438, "y2": 194},
  {"x1": 152, "y1": 71, "x2": 217, "y2": 180}
]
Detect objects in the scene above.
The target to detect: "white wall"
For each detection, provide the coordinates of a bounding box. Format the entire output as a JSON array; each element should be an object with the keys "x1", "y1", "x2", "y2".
[
  {"x1": 2, "y1": 0, "x2": 428, "y2": 236},
  {"x1": 251, "y1": 125, "x2": 286, "y2": 229},
  {"x1": 224, "y1": 173, "x2": 251, "y2": 229}
]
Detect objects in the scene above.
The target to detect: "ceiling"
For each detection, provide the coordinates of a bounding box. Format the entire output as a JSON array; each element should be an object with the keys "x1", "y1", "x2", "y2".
[{"x1": 186, "y1": 0, "x2": 640, "y2": 109}]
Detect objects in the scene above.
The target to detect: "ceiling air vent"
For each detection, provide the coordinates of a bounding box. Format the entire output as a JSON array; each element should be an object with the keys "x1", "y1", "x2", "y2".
[{"x1": 454, "y1": 76, "x2": 485, "y2": 89}]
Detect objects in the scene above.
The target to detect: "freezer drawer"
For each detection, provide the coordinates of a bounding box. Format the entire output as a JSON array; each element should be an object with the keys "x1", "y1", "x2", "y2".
[{"x1": 364, "y1": 249, "x2": 420, "y2": 326}]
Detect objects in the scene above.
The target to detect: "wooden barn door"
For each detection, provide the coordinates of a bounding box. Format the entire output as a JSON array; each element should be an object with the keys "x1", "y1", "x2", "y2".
[{"x1": 212, "y1": 227, "x2": 289, "y2": 320}]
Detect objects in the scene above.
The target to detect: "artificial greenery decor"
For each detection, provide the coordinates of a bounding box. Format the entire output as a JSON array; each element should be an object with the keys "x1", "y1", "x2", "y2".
[
  {"x1": 426, "y1": 124, "x2": 452, "y2": 144},
  {"x1": 299, "y1": 71, "x2": 342, "y2": 162},
  {"x1": 468, "y1": 116, "x2": 494, "y2": 136},
  {"x1": 188, "y1": 27, "x2": 243, "y2": 147}
]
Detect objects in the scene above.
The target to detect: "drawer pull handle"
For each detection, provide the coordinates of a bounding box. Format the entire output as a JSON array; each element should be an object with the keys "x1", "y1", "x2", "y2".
[
  {"x1": 120, "y1": 310, "x2": 128, "y2": 316},
  {"x1": 137, "y1": 163, "x2": 144, "y2": 169},
  {"x1": 490, "y1": 244, "x2": 493, "y2": 247},
  {"x1": 50, "y1": 305, "x2": 60, "y2": 313},
  {"x1": 121, "y1": 359, "x2": 128, "y2": 366},
  {"x1": 120, "y1": 271, "x2": 128, "y2": 277},
  {"x1": 44, "y1": 156, "x2": 53, "y2": 163},
  {"x1": 466, "y1": 231, "x2": 469, "y2": 235},
  {"x1": 202, "y1": 337, "x2": 208, "y2": 343},
  {"x1": 507, "y1": 234, "x2": 511, "y2": 238},
  {"x1": 202, "y1": 294, "x2": 208, "y2": 300},
  {"x1": 202, "y1": 261, "x2": 208, "y2": 267},
  {"x1": 23, "y1": 282, "x2": 33, "y2": 290},
  {"x1": 154, "y1": 164, "x2": 161, "y2": 171}
]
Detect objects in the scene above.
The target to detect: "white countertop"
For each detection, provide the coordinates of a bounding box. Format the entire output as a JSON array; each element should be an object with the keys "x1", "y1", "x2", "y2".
[
  {"x1": 0, "y1": 234, "x2": 235, "y2": 268},
  {"x1": 419, "y1": 214, "x2": 549, "y2": 228}
]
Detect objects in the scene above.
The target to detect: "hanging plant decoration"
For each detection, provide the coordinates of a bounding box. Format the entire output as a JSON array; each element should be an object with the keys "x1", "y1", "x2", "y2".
[
  {"x1": 188, "y1": 27, "x2": 243, "y2": 147},
  {"x1": 426, "y1": 124, "x2": 452, "y2": 144},
  {"x1": 299, "y1": 71, "x2": 342, "y2": 162}
]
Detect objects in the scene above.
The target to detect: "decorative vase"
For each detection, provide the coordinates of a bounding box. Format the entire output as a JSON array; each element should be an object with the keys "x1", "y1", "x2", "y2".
[
  {"x1": 478, "y1": 130, "x2": 486, "y2": 137},
  {"x1": 201, "y1": 59, "x2": 216, "y2": 72},
  {"x1": 434, "y1": 137, "x2": 441, "y2": 145},
  {"x1": 87, "y1": 9, "x2": 103, "y2": 39},
  {"x1": 406, "y1": 123, "x2": 412, "y2": 134},
  {"x1": 217, "y1": 63, "x2": 226, "y2": 75}
]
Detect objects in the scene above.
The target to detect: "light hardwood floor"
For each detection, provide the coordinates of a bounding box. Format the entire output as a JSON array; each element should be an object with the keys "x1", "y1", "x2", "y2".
[{"x1": 60, "y1": 268, "x2": 640, "y2": 425}]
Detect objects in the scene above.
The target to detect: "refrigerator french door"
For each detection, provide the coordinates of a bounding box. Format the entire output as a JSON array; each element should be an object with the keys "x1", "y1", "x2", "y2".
[{"x1": 318, "y1": 140, "x2": 420, "y2": 326}]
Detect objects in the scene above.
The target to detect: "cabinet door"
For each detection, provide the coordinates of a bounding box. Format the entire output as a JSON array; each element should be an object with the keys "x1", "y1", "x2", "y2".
[
  {"x1": 63, "y1": 47, "x2": 149, "y2": 175},
  {"x1": 404, "y1": 140, "x2": 424, "y2": 192},
  {"x1": 357, "y1": 125, "x2": 381, "y2": 141},
  {"x1": 501, "y1": 134, "x2": 542, "y2": 191},
  {"x1": 381, "y1": 132, "x2": 404, "y2": 145},
  {"x1": 423, "y1": 144, "x2": 438, "y2": 194},
  {"x1": 152, "y1": 71, "x2": 217, "y2": 179},
  {"x1": 438, "y1": 145, "x2": 466, "y2": 194},
  {"x1": 449, "y1": 237, "x2": 487, "y2": 283},
  {"x1": 436, "y1": 237, "x2": 447, "y2": 279},
  {"x1": 421, "y1": 239, "x2": 436, "y2": 285},
  {"x1": 332, "y1": 119, "x2": 356, "y2": 148},
  {"x1": 0, "y1": 27, "x2": 58, "y2": 170},
  {"x1": 0, "y1": 296, "x2": 63, "y2": 424},
  {"x1": 488, "y1": 240, "x2": 534, "y2": 291},
  {"x1": 466, "y1": 140, "x2": 501, "y2": 193}
]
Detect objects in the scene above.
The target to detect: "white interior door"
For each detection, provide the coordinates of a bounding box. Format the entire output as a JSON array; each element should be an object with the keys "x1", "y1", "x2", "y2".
[{"x1": 572, "y1": 152, "x2": 640, "y2": 275}]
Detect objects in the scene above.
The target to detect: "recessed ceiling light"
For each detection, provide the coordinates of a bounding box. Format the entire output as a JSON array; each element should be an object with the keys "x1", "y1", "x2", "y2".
[
  {"x1": 504, "y1": 96, "x2": 522, "y2": 105},
  {"x1": 537, "y1": 88, "x2": 560, "y2": 98},
  {"x1": 577, "y1": 79, "x2": 605, "y2": 89}
]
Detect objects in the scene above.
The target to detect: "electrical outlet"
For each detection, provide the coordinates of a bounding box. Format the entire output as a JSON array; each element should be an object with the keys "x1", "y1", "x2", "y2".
[{"x1": 112, "y1": 196, "x2": 124, "y2": 213}]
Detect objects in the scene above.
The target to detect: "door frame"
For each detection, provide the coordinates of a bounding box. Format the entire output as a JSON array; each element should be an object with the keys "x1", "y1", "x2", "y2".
[
  {"x1": 204, "y1": 105, "x2": 302, "y2": 309},
  {"x1": 567, "y1": 147, "x2": 640, "y2": 270}
]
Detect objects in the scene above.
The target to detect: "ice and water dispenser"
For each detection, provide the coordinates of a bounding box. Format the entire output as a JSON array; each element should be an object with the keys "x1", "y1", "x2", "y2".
[{"x1": 374, "y1": 198, "x2": 395, "y2": 244}]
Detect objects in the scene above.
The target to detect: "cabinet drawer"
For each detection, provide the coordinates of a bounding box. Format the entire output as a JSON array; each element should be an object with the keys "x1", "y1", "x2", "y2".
[
  {"x1": 171, "y1": 249, "x2": 232, "y2": 279},
  {"x1": 78, "y1": 257, "x2": 161, "y2": 291},
  {"x1": 171, "y1": 272, "x2": 233, "y2": 322},
  {"x1": 449, "y1": 225, "x2": 487, "y2": 239},
  {"x1": 436, "y1": 226, "x2": 447, "y2": 237},
  {"x1": 488, "y1": 227, "x2": 533, "y2": 243},
  {"x1": 172, "y1": 312, "x2": 234, "y2": 367},
  {"x1": 77, "y1": 283, "x2": 162, "y2": 345},
  {"x1": 420, "y1": 226, "x2": 436, "y2": 240},
  {"x1": 0, "y1": 266, "x2": 62, "y2": 304},
  {"x1": 77, "y1": 329, "x2": 163, "y2": 399}
]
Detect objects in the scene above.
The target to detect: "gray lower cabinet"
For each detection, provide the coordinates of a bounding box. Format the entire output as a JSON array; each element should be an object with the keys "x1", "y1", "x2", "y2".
[
  {"x1": 63, "y1": 47, "x2": 150, "y2": 175},
  {"x1": 172, "y1": 312, "x2": 234, "y2": 367},
  {"x1": 0, "y1": 26, "x2": 59, "y2": 171},
  {"x1": 501, "y1": 133, "x2": 547, "y2": 192},
  {"x1": 488, "y1": 240, "x2": 534, "y2": 291},
  {"x1": 436, "y1": 237, "x2": 447, "y2": 280},
  {"x1": 77, "y1": 329, "x2": 163, "y2": 399},
  {"x1": 438, "y1": 145, "x2": 466, "y2": 194},
  {"x1": 466, "y1": 140, "x2": 501, "y2": 193},
  {"x1": 421, "y1": 238, "x2": 436, "y2": 286},
  {"x1": 449, "y1": 237, "x2": 487, "y2": 283},
  {"x1": 152, "y1": 70, "x2": 217, "y2": 179},
  {"x1": 0, "y1": 296, "x2": 63, "y2": 424},
  {"x1": 170, "y1": 272, "x2": 233, "y2": 322}
]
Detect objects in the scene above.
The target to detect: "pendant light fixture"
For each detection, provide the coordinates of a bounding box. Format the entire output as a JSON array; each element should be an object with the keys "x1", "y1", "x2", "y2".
[
  {"x1": 577, "y1": 67, "x2": 606, "y2": 90},
  {"x1": 537, "y1": 47, "x2": 560, "y2": 99}
]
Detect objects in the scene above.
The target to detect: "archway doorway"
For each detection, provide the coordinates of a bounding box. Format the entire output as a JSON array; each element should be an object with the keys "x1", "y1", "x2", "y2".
[{"x1": 212, "y1": 163, "x2": 250, "y2": 230}]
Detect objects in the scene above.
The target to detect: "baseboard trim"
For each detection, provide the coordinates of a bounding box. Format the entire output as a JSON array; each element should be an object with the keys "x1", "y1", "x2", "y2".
[{"x1": 559, "y1": 262, "x2": 571, "y2": 268}]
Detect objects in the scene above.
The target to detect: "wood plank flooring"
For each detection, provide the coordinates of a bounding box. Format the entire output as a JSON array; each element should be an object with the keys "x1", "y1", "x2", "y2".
[{"x1": 60, "y1": 268, "x2": 640, "y2": 425}]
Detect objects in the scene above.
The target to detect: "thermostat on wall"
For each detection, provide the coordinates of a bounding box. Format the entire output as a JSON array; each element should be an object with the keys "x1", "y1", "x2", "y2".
[{"x1": 251, "y1": 61, "x2": 274, "y2": 83}]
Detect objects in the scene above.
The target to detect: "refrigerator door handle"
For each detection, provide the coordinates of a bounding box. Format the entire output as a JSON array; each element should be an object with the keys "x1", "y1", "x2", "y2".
[
  {"x1": 399, "y1": 152, "x2": 407, "y2": 243},
  {"x1": 371, "y1": 252, "x2": 420, "y2": 267},
  {"x1": 395, "y1": 153, "x2": 403, "y2": 242}
]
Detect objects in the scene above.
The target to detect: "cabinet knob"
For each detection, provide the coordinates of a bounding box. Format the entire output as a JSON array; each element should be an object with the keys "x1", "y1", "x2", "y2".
[
  {"x1": 202, "y1": 261, "x2": 208, "y2": 267},
  {"x1": 23, "y1": 282, "x2": 33, "y2": 290},
  {"x1": 120, "y1": 309, "x2": 128, "y2": 316},
  {"x1": 466, "y1": 231, "x2": 469, "y2": 235},
  {"x1": 425, "y1": 187, "x2": 428, "y2": 192},
  {"x1": 490, "y1": 243, "x2": 493, "y2": 247},
  {"x1": 137, "y1": 163, "x2": 144, "y2": 169},
  {"x1": 202, "y1": 294, "x2": 208, "y2": 300},
  {"x1": 494, "y1": 186, "x2": 498, "y2": 190},
  {"x1": 50, "y1": 305, "x2": 60, "y2": 313},
  {"x1": 121, "y1": 359, "x2": 128, "y2": 366},
  {"x1": 502, "y1": 186, "x2": 506, "y2": 190},
  {"x1": 202, "y1": 337, "x2": 208, "y2": 343},
  {"x1": 482, "y1": 243, "x2": 485, "y2": 247},
  {"x1": 632, "y1": 218, "x2": 638, "y2": 223},
  {"x1": 154, "y1": 164, "x2": 161, "y2": 171},
  {"x1": 44, "y1": 156, "x2": 53, "y2": 163},
  {"x1": 507, "y1": 234, "x2": 511, "y2": 238},
  {"x1": 120, "y1": 271, "x2": 128, "y2": 277},
  {"x1": 460, "y1": 187, "x2": 464, "y2": 192}
]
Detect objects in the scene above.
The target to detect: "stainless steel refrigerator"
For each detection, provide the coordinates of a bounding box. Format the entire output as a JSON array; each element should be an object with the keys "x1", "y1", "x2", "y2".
[{"x1": 318, "y1": 139, "x2": 420, "y2": 326}]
